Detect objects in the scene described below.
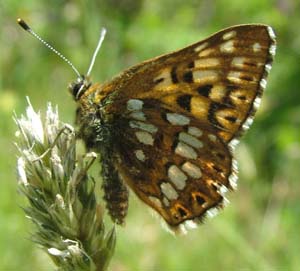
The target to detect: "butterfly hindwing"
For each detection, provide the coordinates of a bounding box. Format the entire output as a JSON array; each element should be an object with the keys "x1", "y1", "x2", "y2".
[{"x1": 112, "y1": 100, "x2": 233, "y2": 228}]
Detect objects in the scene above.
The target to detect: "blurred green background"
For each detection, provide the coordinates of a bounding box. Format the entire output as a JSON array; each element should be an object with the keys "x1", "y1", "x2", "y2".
[{"x1": 1, "y1": 0, "x2": 300, "y2": 270}]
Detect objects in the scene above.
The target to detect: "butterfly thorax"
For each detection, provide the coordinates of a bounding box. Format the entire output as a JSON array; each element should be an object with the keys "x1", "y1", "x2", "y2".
[
  {"x1": 70, "y1": 79, "x2": 129, "y2": 224},
  {"x1": 72, "y1": 82, "x2": 114, "y2": 152}
]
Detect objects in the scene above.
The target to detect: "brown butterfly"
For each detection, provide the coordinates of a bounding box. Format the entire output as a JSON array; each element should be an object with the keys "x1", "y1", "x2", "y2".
[{"x1": 18, "y1": 20, "x2": 276, "y2": 233}]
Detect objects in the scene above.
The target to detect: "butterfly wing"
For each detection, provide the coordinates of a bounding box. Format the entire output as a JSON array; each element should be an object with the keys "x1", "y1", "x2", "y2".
[
  {"x1": 101, "y1": 24, "x2": 276, "y2": 143},
  {"x1": 113, "y1": 101, "x2": 234, "y2": 230},
  {"x1": 95, "y1": 24, "x2": 276, "y2": 231}
]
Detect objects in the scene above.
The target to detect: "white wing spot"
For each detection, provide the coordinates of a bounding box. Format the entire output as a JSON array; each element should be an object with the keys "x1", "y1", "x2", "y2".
[
  {"x1": 206, "y1": 207, "x2": 219, "y2": 218},
  {"x1": 208, "y1": 134, "x2": 216, "y2": 142},
  {"x1": 198, "y1": 48, "x2": 215, "y2": 57},
  {"x1": 269, "y1": 44, "x2": 276, "y2": 56},
  {"x1": 182, "y1": 162, "x2": 202, "y2": 179},
  {"x1": 260, "y1": 78, "x2": 267, "y2": 89},
  {"x1": 130, "y1": 120, "x2": 158, "y2": 133},
  {"x1": 166, "y1": 113, "x2": 190, "y2": 126},
  {"x1": 184, "y1": 220, "x2": 198, "y2": 230},
  {"x1": 242, "y1": 117, "x2": 253, "y2": 131},
  {"x1": 218, "y1": 185, "x2": 228, "y2": 196},
  {"x1": 127, "y1": 99, "x2": 143, "y2": 111},
  {"x1": 168, "y1": 165, "x2": 187, "y2": 190},
  {"x1": 135, "y1": 131, "x2": 154, "y2": 145},
  {"x1": 227, "y1": 71, "x2": 243, "y2": 84},
  {"x1": 193, "y1": 70, "x2": 218, "y2": 82},
  {"x1": 231, "y1": 57, "x2": 246, "y2": 67},
  {"x1": 267, "y1": 26, "x2": 276, "y2": 40},
  {"x1": 232, "y1": 158, "x2": 238, "y2": 171},
  {"x1": 253, "y1": 96, "x2": 262, "y2": 109},
  {"x1": 220, "y1": 40, "x2": 235, "y2": 53},
  {"x1": 265, "y1": 63, "x2": 272, "y2": 73},
  {"x1": 163, "y1": 197, "x2": 170, "y2": 207},
  {"x1": 179, "y1": 132, "x2": 203, "y2": 149},
  {"x1": 149, "y1": 196, "x2": 162, "y2": 208},
  {"x1": 194, "y1": 58, "x2": 219, "y2": 68},
  {"x1": 135, "y1": 149, "x2": 146, "y2": 162},
  {"x1": 194, "y1": 42, "x2": 209, "y2": 52},
  {"x1": 229, "y1": 138, "x2": 240, "y2": 150},
  {"x1": 188, "y1": 126, "x2": 203, "y2": 137},
  {"x1": 252, "y1": 42, "x2": 261, "y2": 52},
  {"x1": 222, "y1": 30, "x2": 236, "y2": 40},
  {"x1": 229, "y1": 172, "x2": 238, "y2": 190},
  {"x1": 129, "y1": 111, "x2": 146, "y2": 121},
  {"x1": 160, "y1": 182, "x2": 178, "y2": 200},
  {"x1": 175, "y1": 142, "x2": 197, "y2": 160}
]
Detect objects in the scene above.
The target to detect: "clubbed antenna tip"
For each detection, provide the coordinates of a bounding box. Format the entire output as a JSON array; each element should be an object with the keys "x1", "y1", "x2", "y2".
[
  {"x1": 17, "y1": 18, "x2": 82, "y2": 79},
  {"x1": 17, "y1": 18, "x2": 30, "y2": 31},
  {"x1": 17, "y1": 18, "x2": 107, "y2": 80}
]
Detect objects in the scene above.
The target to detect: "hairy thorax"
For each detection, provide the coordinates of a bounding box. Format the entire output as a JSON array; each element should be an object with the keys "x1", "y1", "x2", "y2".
[{"x1": 75, "y1": 83, "x2": 116, "y2": 154}]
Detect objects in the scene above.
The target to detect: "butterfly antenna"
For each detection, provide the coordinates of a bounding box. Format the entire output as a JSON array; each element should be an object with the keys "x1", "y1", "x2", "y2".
[
  {"x1": 17, "y1": 18, "x2": 81, "y2": 79},
  {"x1": 86, "y1": 27, "x2": 107, "y2": 77}
]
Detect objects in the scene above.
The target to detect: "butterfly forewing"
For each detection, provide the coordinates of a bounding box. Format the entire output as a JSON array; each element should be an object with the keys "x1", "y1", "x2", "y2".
[
  {"x1": 101, "y1": 25, "x2": 275, "y2": 142},
  {"x1": 78, "y1": 24, "x2": 276, "y2": 232}
]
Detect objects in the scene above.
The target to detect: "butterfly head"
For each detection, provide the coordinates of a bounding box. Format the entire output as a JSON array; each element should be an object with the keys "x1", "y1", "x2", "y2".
[
  {"x1": 69, "y1": 75, "x2": 92, "y2": 101},
  {"x1": 68, "y1": 27, "x2": 107, "y2": 101}
]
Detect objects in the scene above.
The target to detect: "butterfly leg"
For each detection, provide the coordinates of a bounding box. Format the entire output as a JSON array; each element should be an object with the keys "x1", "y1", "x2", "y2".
[{"x1": 31, "y1": 124, "x2": 74, "y2": 162}]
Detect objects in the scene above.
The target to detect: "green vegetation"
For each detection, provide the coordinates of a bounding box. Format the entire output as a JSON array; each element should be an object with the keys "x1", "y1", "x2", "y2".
[{"x1": 1, "y1": 0, "x2": 299, "y2": 270}]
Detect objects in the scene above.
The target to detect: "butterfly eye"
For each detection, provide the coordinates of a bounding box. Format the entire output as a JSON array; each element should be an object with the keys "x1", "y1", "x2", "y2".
[
  {"x1": 68, "y1": 81, "x2": 81, "y2": 98},
  {"x1": 69, "y1": 77, "x2": 91, "y2": 100}
]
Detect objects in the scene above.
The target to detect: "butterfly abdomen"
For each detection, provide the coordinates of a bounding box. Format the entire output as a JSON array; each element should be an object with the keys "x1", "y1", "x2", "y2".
[{"x1": 101, "y1": 156, "x2": 129, "y2": 225}]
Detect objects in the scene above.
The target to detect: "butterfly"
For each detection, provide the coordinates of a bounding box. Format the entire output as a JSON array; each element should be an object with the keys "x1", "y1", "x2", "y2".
[{"x1": 18, "y1": 20, "x2": 276, "y2": 233}]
